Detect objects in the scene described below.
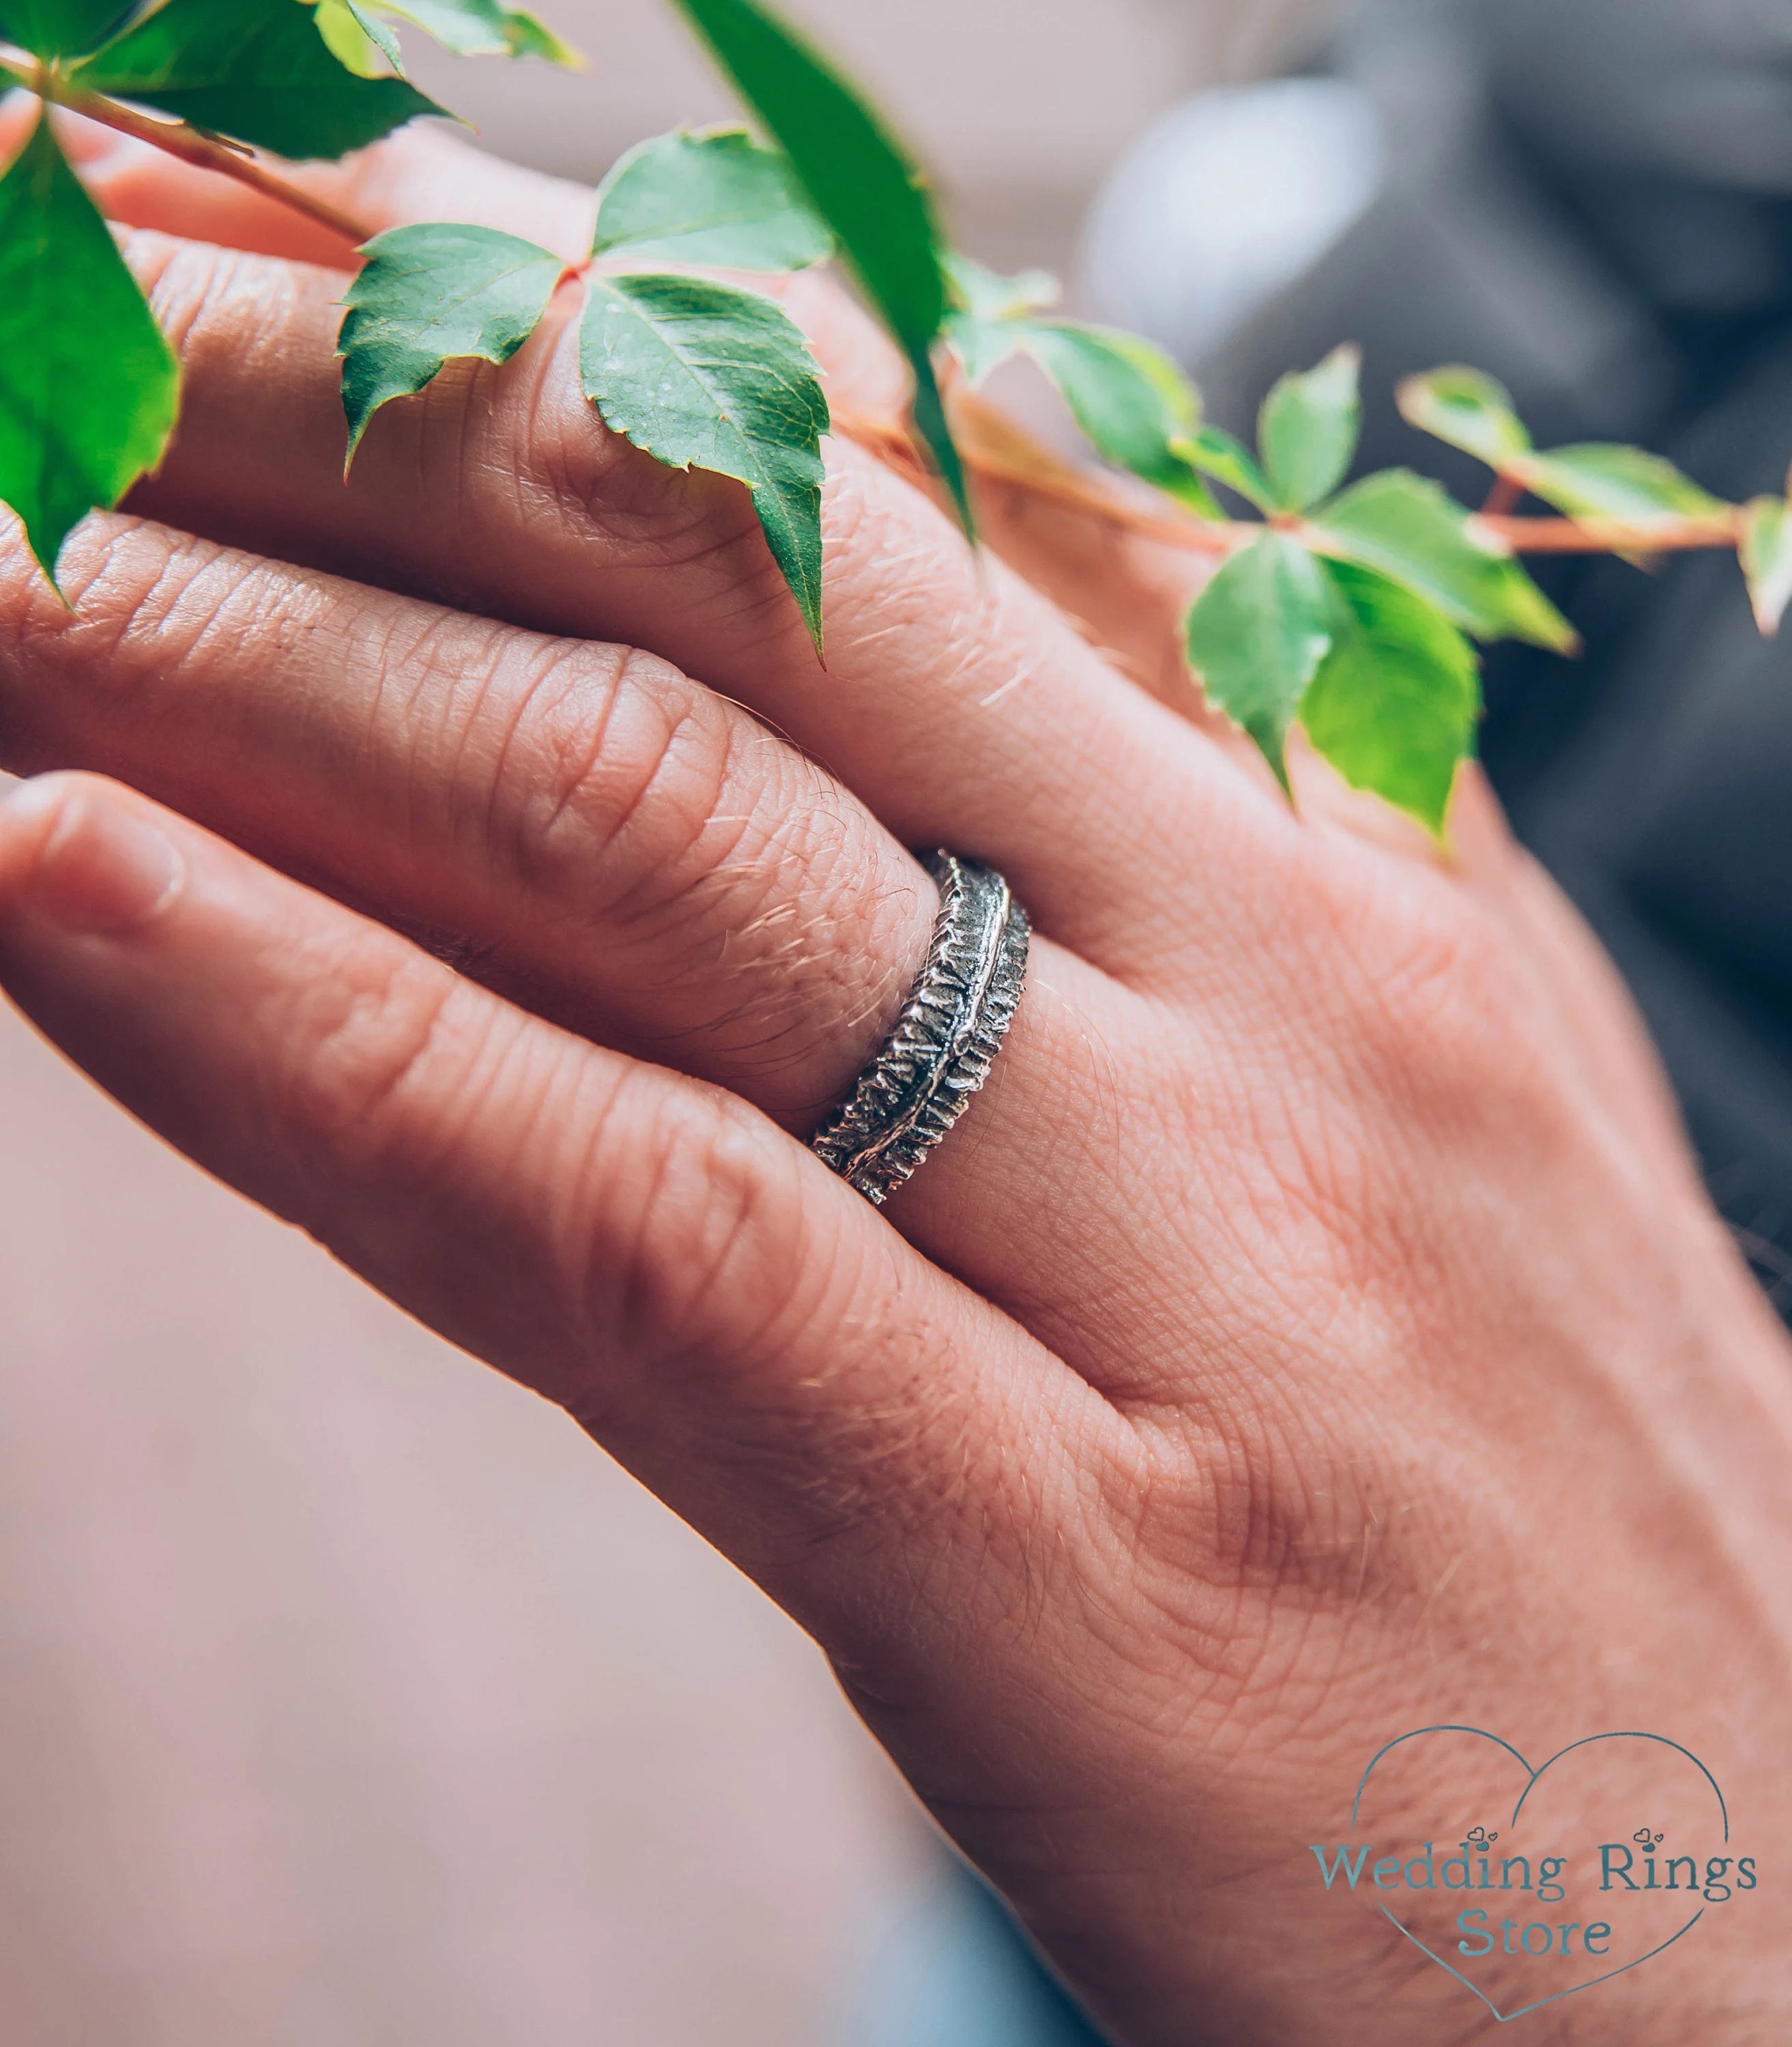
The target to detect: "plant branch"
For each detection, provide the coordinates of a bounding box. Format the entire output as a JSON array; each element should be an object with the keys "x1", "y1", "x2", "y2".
[
  {"x1": 837, "y1": 397, "x2": 1752, "y2": 566},
  {"x1": 1475, "y1": 511, "x2": 1744, "y2": 554},
  {"x1": 833, "y1": 394, "x2": 1235, "y2": 554},
  {"x1": 3, "y1": 63, "x2": 376, "y2": 248},
  {"x1": 1481, "y1": 473, "x2": 1522, "y2": 517}
]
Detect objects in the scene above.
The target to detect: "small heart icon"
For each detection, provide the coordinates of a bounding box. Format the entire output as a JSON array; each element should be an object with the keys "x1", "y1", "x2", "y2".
[{"x1": 1332, "y1": 1726, "x2": 1733, "y2": 2023}]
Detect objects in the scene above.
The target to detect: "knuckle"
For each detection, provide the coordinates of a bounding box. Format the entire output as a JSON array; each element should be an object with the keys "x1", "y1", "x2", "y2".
[
  {"x1": 1314, "y1": 858, "x2": 1550, "y2": 1123},
  {"x1": 1127, "y1": 1404, "x2": 1454, "y2": 1725},
  {"x1": 51, "y1": 522, "x2": 194, "y2": 647},
  {"x1": 575, "y1": 1086, "x2": 979, "y2": 1546},
  {"x1": 272, "y1": 944, "x2": 474, "y2": 1192},
  {"x1": 1204, "y1": 1415, "x2": 1412, "y2": 1617},
  {"x1": 493, "y1": 315, "x2": 798, "y2": 634},
  {"x1": 128, "y1": 232, "x2": 309, "y2": 385},
  {"x1": 493, "y1": 638, "x2": 891, "y2": 981},
  {"x1": 72, "y1": 527, "x2": 243, "y2": 675},
  {"x1": 562, "y1": 1082, "x2": 996, "y2": 1578},
  {"x1": 815, "y1": 441, "x2": 1018, "y2": 695},
  {"x1": 495, "y1": 641, "x2": 738, "y2": 905},
  {"x1": 586, "y1": 1075, "x2": 809, "y2": 1370},
  {"x1": 0, "y1": 520, "x2": 249, "y2": 748}
]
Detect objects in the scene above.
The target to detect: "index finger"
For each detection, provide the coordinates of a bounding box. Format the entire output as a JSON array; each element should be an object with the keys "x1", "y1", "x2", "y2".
[
  {"x1": 112, "y1": 221, "x2": 1257, "y2": 981},
  {"x1": 41, "y1": 109, "x2": 1210, "y2": 691}
]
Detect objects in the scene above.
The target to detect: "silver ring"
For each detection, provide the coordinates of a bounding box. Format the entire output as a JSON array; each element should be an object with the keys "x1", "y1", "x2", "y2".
[{"x1": 809, "y1": 850, "x2": 1030, "y2": 1206}]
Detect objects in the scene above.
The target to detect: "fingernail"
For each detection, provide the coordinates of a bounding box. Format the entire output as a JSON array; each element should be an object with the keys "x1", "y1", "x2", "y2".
[{"x1": 1, "y1": 781, "x2": 185, "y2": 935}]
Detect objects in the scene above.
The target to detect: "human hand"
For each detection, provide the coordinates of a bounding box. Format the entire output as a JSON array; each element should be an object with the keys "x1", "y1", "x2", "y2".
[{"x1": 1, "y1": 119, "x2": 1789, "y2": 2042}]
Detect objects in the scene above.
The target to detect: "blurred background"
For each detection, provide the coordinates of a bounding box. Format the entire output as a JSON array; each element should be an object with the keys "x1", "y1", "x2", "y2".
[
  {"x1": 399, "y1": 0, "x2": 1345, "y2": 278},
  {"x1": 8, "y1": 0, "x2": 1792, "y2": 2041}
]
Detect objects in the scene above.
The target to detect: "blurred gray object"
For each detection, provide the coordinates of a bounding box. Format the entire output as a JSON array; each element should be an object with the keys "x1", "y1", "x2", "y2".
[
  {"x1": 1084, "y1": 0, "x2": 1792, "y2": 1303},
  {"x1": 1082, "y1": 0, "x2": 1679, "y2": 469}
]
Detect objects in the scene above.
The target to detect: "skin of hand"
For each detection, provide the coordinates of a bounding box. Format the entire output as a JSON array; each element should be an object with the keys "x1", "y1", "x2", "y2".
[{"x1": 1, "y1": 112, "x2": 1790, "y2": 2042}]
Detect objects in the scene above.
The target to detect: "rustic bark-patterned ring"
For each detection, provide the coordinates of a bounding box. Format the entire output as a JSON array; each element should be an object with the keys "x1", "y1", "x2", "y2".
[{"x1": 808, "y1": 851, "x2": 1030, "y2": 1207}]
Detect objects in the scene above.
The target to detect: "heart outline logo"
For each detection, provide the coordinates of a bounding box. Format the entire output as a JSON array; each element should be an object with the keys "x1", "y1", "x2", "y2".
[{"x1": 1350, "y1": 1726, "x2": 1728, "y2": 2024}]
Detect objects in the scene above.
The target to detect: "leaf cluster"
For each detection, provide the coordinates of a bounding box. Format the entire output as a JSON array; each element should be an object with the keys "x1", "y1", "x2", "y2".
[
  {"x1": 339, "y1": 0, "x2": 995, "y2": 645},
  {"x1": 340, "y1": 126, "x2": 836, "y2": 648},
  {"x1": 0, "y1": 0, "x2": 570, "y2": 579},
  {"x1": 1177, "y1": 348, "x2": 1549, "y2": 832},
  {"x1": 1169, "y1": 354, "x2": 1778, "y2": 836},
  {"x1": 936, "y1": 297, "x2": 1578, "y2": 835}
]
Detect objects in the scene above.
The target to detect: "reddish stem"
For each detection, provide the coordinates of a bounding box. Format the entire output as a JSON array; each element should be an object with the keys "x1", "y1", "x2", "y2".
[
  {"x1": 13, "y1": 69, "x2": 377, "y2": 248},
  {"x1": 1475, "y1": 511, "x2": 1744, "y2": 555}
]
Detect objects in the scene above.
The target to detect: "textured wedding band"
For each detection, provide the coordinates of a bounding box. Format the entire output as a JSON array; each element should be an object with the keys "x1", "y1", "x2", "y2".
[{"x1": 809, "y1": 851, "x2": 1030, "y2": 1206}]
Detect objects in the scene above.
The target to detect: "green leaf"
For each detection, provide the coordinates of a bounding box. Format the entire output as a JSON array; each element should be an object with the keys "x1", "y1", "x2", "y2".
[
  {"x1": 1172, "y1": 422, "x2": 1276, "y2": 514},
  {"x1": 1311, "y1": 470, "x2": 1576, "y2": 652},
  {"x1": 1020, "y1": 323, "x2": 1219, "y2": 514},
  {"x1": 1300, "y1": 559, "x2": 1480, "y2": 839},
  {"x1": 315, "y1": 0, "x2": 404, "y2": 76},
  {"x1": 73, "y1": 0, "x2": 446, "y2": 162},
  {"x1": 1258, "y1": 344, "x2": 1361, "y2": 512},
  {"x1": 1397, "y1": 366, "x2": 1531, "y2": 470},
  {"x1": 0, "y1": 0, "x2": 130, "y2": 59},
  {"x1": 1398, "y1": 367, "x2": 1729, "y2": 531},
  {"x1": 1742, "y1": 494, "x2": 1792, "y2": 636},
  {"x1": 580, "y1": 270, "x2": 828, "y2": 653},
  {"x1": 0, "y1": 113, "x2": 179, "y2": 583},
  {"x1": 1183, "y1": 532, "x2": 1335, "y2": 788},
  {"x1": 337, "y1": 222, "x2": 563, "y2": 462},
  {"x1": 940, "y1": 252, "x2": 1056, "y2": 385},
  {"x1": 591, "y1": 128, "x2": 833, "y2": 273},
  {"x1": 1518, "y1": 444, "x2": 1729, "y2": 525},
  {"x1": 366, "y1": 0, "x2": 581, "y2": 65},
  {"x1": 668, "y1": 0, "x2": 970, "y2": 536},
  {"x1": 940, "y1": 277, "x2": 1220, "y2": 512},
  {"x1": 497, "y1": 10, "x2": 579, "y2": 63},
  {"x1": 944, "y1": 252, "x2": 1058, "y2": 325}
]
